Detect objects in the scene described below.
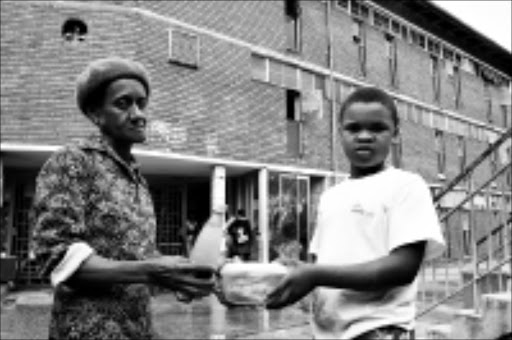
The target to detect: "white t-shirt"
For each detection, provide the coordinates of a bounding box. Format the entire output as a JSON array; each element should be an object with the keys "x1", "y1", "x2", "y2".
[{"x1": 309, "y1": 167, "x2": 445, "y2": 339}]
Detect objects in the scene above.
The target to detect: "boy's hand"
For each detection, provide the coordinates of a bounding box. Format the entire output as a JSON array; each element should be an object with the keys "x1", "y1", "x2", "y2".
[{"x1": 264, "y1": 264, "x2": 316, "y2": 309}]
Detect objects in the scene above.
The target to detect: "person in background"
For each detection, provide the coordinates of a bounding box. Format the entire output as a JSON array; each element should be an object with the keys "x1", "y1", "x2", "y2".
[
  {"x1": 227, "y1": 209, "x2": 254, "y2": 261},
  {"x1": 181, "y1": 218, "x2": 198, "y2": 256},
  {"x1": 31, "y1": 56, "x2": 217, "y2": 340},
  {"x1": 266, "y1": 86, "x2": 445, "y2": 339}
]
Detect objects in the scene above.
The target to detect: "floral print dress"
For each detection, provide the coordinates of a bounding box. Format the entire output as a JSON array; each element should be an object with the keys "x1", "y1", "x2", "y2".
[{"x1": 31, "y1": 136, "x2": 159, "y2": 340}]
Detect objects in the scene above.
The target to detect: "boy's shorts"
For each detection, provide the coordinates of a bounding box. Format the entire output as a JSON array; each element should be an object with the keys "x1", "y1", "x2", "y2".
[{"x1": 353, "y1": 325, "x2": 414, "y2": 340}]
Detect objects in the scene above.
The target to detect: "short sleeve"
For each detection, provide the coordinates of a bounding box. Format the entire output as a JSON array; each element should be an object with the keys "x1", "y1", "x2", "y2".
[
  {"x1": 30, "y1": 146, "x2": 91, "y2": 277},
  {"x1": 308, "y1": 193, "x2": 325, "y2": 257},
  {"x1": 388, "y1": 175, "x2": 446, "y2": 261}
]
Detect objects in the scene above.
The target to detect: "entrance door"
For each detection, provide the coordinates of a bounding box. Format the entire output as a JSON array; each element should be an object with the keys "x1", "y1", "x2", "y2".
[
  {"x1": 152, "y1": 184, "x2": 186, "y2": 255},
  {"x1": 268, "y1": 173, "x2": 310, "y2": 261}
]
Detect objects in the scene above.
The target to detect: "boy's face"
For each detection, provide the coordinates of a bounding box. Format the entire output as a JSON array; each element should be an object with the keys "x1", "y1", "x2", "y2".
[{"x1": 340, "y1": 101, "x2": 397, "y2": 174}]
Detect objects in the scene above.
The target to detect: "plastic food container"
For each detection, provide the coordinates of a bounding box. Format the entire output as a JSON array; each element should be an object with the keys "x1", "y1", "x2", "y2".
[{"x1": 218, "y1": 262, "x2": 289, "y2": 306}]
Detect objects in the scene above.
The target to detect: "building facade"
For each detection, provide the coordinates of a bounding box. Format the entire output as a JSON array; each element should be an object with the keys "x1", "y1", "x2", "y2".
[{"x1": 1, "y1": 0, "x2": 511, "y2": 284}]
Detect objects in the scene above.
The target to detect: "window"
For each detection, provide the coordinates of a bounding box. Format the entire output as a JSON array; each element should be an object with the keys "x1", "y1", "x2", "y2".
[
  {"x1": 352, "y1": 19, "x2": 366, "y2": 77},
  {"x1": 400, "y1": 25, "x2": 408, "y2": 42},
  {"x1": 461, "y1": 57, "x2": 476, "y2": 75},
  {"x1": 453, "y1": 63, "x2": 462, "y2": 109},
  {"x1": 410, "y1": 30, "x2": 425, "y2": 49},
  {"x1": 391, "y1": 20, "x2": 401, "y2": 36},
  {"x1": 351, "y1": 1, "x2": 370, "y2": 20},
  {"x1": 457, "y1": 135, "x2": 466, "y2": 173},
  {"x1": 443, "y1": 47, "x2": 454, "y2": 61},
  {"x1": 430, "y1": 55, "x2": 441, "y2": 103},
  {"x1": 484, "y1": 82, "x2": 493, "y2": 124},
  {"x1": 269, "y1": 59, "x2": 284, "y2": 86},
  {"x1": 462, "y1": 213, "x2": 471, "y2": 257},
  {"x1": 282, "y1": 63, "x2": 300, "y2": 90},
  {"x1": 62, "y1": 18, "x2": 87, "y2": 42},
  {"x1": 285, "y1": 0, "x2": 301, "y2": 52},
  {"x1": 251, "y1": 54, "x2": 268, "y2": 82},
  {"x1": 286, "y1": 89, "x2": 303, "y2": 157},
  {"x1": 168, "y1": 29, "x2": 200, "y2": 68},
  {"x1": 435, "y1": 129, "x2": 446, "y2": 179},
  {"x1": 501, "y1": 104, "x2": 510, "y2": 128},
  {"x1": 336, "y1": 0, "x2": 349, "y2": 10},
  {"x1": 385, "y1": 34, "x2": 398, "y2": 88},
  {"x1": 490, "y1": 148, "x2": 499, "y2": 189},
  {"x1": 373, "y1": 10, "x2": 390, "y2": 31},
  {"x1": 427, "y1": 38, "x2": 441, "y2": 56},
  {"x1": 421, "y1": 108, "x2": 431, "y2": 127}
]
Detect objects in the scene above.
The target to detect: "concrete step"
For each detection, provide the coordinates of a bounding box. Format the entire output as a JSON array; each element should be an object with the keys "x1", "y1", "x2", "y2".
[{"x1": 419, "y1": 291, "x2": 511, "y2": 339}]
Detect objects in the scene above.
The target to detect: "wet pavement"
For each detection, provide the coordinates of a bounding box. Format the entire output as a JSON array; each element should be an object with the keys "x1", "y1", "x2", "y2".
[{"x1": 0, "y1": 288, "x2": 311, "y2": 339}]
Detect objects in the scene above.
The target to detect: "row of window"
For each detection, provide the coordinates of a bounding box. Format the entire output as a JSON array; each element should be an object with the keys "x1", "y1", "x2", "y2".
[
  {"x1": 334, "y1": 0, "x2": 510, "y2": 88},
  {"x1": 251, "y1": 54, "x2": 503, "y2": 144}
]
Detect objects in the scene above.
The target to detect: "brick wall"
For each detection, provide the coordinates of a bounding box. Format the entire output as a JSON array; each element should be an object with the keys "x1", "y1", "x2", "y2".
[{"x1": 1, "y1": 0, "x2": 508, "y2": 182}]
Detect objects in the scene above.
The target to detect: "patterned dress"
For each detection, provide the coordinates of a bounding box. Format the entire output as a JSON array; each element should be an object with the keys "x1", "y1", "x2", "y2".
[{"x1": 31, "y1": 135, "x2": 159, "y2": 340}]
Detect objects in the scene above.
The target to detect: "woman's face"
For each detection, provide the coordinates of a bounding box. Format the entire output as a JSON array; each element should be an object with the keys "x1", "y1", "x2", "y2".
[
  {"x1": 90, "y1": 78, "x2": 149, "y2": 145},
  {"x1": 340, "y1": 101, "x2": 397, "y2": 176}
]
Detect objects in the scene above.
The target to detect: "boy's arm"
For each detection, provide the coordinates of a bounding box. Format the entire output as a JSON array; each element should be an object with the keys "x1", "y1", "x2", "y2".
[
  {"x1": 311, "y1": 240, "x2": 426, "y2": 291},
  {"x1": 266, "y1": 241, "x2": 425, "y2": 309}
]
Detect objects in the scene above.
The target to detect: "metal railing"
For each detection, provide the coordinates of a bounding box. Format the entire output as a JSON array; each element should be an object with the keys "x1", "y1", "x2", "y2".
[{"x1": 417, "y1": 127, "x2": 512, "y2": 320}]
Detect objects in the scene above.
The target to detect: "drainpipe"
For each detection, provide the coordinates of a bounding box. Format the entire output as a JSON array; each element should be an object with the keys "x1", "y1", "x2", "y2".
[{"x1": 326, "y1": 0, "x2": 337, "y2": 178}]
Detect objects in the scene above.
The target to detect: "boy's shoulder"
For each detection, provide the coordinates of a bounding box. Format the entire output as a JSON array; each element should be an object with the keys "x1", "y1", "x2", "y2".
[{"x1": 322, "y1": 168, "x2": 427, "y2": 196}]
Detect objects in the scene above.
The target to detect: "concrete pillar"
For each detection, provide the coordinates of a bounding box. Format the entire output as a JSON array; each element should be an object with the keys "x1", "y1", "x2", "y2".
[
  {"x1": 211, "y1": 165, "x2": 226, "y2": 212},
  {"x1": 0, "y1": 156, "x2": 3, "y2": 207},
  {"x1": 258, "y1": 168, "x2": 269, "y2": 263},
  {"x1": 209, "y1": 165, "x2": 227, "y2": 339}
]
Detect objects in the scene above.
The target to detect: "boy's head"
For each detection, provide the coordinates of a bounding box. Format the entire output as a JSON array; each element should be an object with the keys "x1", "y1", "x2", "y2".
[{"x1": 338, "y1": 86, "x2": 399, "y2": 176}]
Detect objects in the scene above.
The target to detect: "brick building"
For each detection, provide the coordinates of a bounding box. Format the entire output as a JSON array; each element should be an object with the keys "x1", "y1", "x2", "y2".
[{"x1": 1, "y1": 0, "x2": 511, "y2": 284}]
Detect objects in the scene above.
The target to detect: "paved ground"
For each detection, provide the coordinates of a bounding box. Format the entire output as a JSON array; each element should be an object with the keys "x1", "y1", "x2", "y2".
[
  {"x1": 0, "y1": 283, "x2": 465, "y2": 339},
  {"x1": 0, "y1": 287, "x2": 311, "y2": 339}
]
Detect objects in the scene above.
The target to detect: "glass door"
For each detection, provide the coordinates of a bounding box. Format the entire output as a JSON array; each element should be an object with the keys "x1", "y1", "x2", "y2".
[{"x1": 268, "y1": 173, "x2": 310, "y2": 261}]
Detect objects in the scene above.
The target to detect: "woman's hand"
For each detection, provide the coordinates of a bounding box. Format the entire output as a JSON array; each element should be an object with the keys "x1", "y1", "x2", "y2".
[
  {"x1": 265, "y1": 263, "x2": 316, "y2": 309},
  {"x1": 148, "y1": 256, "x2": 216, "y2": 302}
]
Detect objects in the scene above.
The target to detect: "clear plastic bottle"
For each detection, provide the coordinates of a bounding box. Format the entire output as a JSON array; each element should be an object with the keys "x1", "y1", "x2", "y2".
[{"x1": 189, "y1": 207, "x2": 226, "y2": 269}]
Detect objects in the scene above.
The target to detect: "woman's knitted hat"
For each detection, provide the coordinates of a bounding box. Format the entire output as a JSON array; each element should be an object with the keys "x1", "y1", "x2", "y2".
[{"x1": 75, "y1": 56, "x2": 151, "y2": 114}]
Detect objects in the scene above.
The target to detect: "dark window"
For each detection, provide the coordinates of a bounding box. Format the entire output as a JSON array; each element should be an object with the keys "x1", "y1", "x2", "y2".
[
  {"x1": 336, "y1": 0, "x2": 349, "y2": 10},
  {"x1": 501, "y1": 104, "x2": 509, "y2": 128},
  {"x1": 435, "y1": 129, "x2": 446, "y2": 179},
  {"x1": 284, "y1": 0, "x2": 301, "y2": 52},
  {"x1": 453, "y1": 63, "x2": 462, "y2": 109},
  {"x1": 386, "y1": 34, "x2": 398, "y2": 88},
  {"x1": 373, "y1": 10, "x2": 390, "y2": 30},
  {"x1": 62, "y1": 18, "x2": 87, "y2": 42},
  {"x1": 484, "y1": 83, "x2": 493, "y2": 124},
  {"x1": 430, "y1": 55, "x2": 441, "y2": 103},
  {"x1": 457, "y1": 135, "x2": 466, "y2": 173},
  {"x1": 352, "y1": 19, "x2": 366, "y2": 77},
  {"x1": 286, "y1": 89, "x2": 303, "y2": 157},
  {"x1": 351, "y1": 1, "x2": 369, "y2": 20}
]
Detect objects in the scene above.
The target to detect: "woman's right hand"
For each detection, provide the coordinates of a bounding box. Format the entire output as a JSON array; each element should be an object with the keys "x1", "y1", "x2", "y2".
[{"x1": 147, "y1": 256, "x2": 216, "y2": 301}]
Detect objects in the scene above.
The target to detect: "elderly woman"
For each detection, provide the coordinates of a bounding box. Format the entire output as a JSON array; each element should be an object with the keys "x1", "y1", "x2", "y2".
[{"x1": 31, "y1": 57, "x2": 218, "y2": 339}]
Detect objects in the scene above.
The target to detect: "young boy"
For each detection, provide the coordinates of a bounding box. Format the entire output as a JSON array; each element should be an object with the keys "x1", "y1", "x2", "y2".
[{"x1": 265, "y1": 86, "x2": 445, "y2": 339}]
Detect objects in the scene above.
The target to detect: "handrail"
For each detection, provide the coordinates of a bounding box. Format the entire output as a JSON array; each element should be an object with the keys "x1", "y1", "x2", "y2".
[
  {"x1": 416, "y1": 254, "x2": 512, "y2": 319},
  {"x1": 434, "y1": 127, "x2": 512, "y2": 203},
  {"x1": 476, "y1": 216, "x2": 511, "y2": 247},
  {"x1": 439, "y1": 162, "x2": 511, "y2": 223},
  {"x1": 477, "y1": 244, "x2": 508, "y2": 267}
]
